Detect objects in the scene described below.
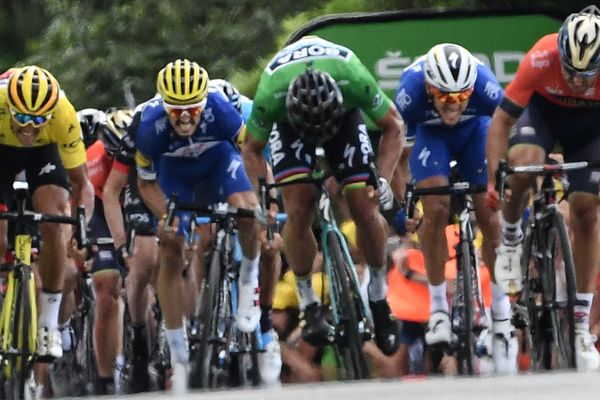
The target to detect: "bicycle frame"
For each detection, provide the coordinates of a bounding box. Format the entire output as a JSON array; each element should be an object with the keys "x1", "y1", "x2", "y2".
[
  {"x1": 259, "y1": 173, "x2": 372, "y2": 380},
  {"x1": 0, "y1": 180, "x2": 88, "y2": 398},
  {"x1": 405, "y1": 180, "x2": 487, "y2": 375},
  {"x1": 165, "y1": 198, "x2": 261, "y2": 389}
]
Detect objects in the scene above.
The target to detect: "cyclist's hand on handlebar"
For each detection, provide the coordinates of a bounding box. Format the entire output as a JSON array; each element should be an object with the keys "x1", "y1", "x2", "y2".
[
  {"x1": 68, "y1": 236, "x2": 97, "y2": 265},
  {"x1": 486, "y1": 183, "x2": 501, "y2": 211},
  {"x1": 378, "y1": 177, "x2": 394, "y2": 210},
  {"x1": 158, "y1": 215, "x2": 179, "y2": 242}
]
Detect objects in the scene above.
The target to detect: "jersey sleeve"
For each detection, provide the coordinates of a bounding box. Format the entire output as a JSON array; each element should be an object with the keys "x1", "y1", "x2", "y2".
[
  {"x1": 345, "y1": 55, "x2": 392, "y2": 122},
  {"x1": 246, "y1": 81, "x2": 276, "y2": 142},
  {"x1": 471, "y1": 63, "x2": 504, "y2": 116},
  {"x1": 212, "y1": 95, "x2": 244, "y2": 141},
  {"x1": 502, "y1": 35, "x2": 552, "y2": 113},
  {"x1": 52, "y1": 97, "x2": 86, "y2": 169}
]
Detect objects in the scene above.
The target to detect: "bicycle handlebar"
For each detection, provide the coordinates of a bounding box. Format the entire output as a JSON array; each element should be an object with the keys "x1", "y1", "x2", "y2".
[
  {"x1": 495, "y1": 159, "x2": 600, "y2": 203},
  {"x1": 404, "y1": 182, "x2": 486, "y2": 219},
  {"x1": 164, "y1": 193, "x2": 256, "y2": 229},
  {"x1": 0, "y1": 205, "x2": 89, "y2": 249}
]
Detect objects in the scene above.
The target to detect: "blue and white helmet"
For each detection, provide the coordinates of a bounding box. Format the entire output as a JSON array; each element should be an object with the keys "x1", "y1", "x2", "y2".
[{"x1": 424, "y1": 43, "x2": 478, "y2": 92}]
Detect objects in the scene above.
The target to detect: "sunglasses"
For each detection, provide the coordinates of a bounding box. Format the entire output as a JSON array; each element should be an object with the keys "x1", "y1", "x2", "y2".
[
  {"x1": 10, "y1": 108, "x2": 52, "y2": 127},
  {"x1": 163, "y1": 99, "x2": 207, "y2": 119},
  {"x1": 428, "y1": 86, "x2": 474, "y2": 104},
  {"x1": 561, "y1": 62, "x2": 599, "y2": 80}
]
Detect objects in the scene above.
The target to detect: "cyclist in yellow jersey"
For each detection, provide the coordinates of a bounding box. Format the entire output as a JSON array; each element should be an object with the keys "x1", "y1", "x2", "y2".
[{"x1": 0, "y1": 66, "x2": 94, "y2": 362}]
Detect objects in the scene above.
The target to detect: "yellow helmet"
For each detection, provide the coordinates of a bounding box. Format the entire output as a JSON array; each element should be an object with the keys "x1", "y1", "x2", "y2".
[
  {"x1": 7, "y1": 66, "x2": 60, "y2": 116},
  {"x1": 156, "y1": 59, "x2": 209, "y2": 105}
]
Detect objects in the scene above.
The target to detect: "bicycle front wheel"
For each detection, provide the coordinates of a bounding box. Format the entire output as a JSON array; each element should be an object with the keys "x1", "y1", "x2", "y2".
[
  {"x1": 546, "y1": 211, "x2": 577, "y2": 370},
  {"x1": 4, "y1": 266, "x2": 35, "y2": 400},
  {"x1": 453, "y1": 240, "x2": 475, "y2": 375},
  {"x1": 326, "y1": 232, "x2": 370, "y2": 380}
]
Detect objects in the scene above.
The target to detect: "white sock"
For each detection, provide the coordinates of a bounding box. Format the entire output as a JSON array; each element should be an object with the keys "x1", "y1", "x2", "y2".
[
  {"x1": 429, "y1": 282, "x2": 449, "y2": 314},
  {"x1": 491, "y1": 283, "x2": 512, "y2": 321},
  {"x1": 166, "y1": 327, "x2": 189, "y2": 364},
  {"x1": 575, "y1": 292, "x2": 594, "y2": 331},
  {"x1": 239, "y1": 254, "x2": 260, "y2": 286},
  {"x1": 500, "y1": 215, "x2": 523, "y2": 246},
  {"x1": 296, "y1": 274, "x2": 319, "y2": 310},
  {"x1": 367, "y1": 266, "x2": 388, "y2": 302},
  {"x1": 59, "y1": 320, "x2": 72, "y2": 351},
  {"x1": 38, "y1": 291, "x2": 62, "y2": 330}
]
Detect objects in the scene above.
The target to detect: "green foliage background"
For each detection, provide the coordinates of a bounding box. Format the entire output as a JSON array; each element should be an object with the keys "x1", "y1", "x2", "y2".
[{"x1": 0, "y1": 0, "x2": 590, "y2": 110}]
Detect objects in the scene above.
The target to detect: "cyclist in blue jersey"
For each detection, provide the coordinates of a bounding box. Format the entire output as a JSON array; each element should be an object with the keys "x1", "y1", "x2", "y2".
[
  {"x1": 132, "y1": 60, "x2": 262, "y2": 392},
  {"x1": 394, "y1": 43, "x2": 517, "y2": 374}
]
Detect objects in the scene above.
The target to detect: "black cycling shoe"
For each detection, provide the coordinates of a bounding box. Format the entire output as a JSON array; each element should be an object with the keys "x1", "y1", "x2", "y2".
[
  {"x1": 128, "y1": 356, "x2": 151, "y2": 393},
  {"x1": 370, "y1": 300, "x2": 401, "y2": 355},
  {"x1": 300, "y1": 302, "x2": 334, "y2": 346}
]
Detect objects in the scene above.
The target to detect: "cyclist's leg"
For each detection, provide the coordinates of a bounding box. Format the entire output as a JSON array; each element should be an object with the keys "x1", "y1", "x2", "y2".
[
  {"x1": 462, "y1": 118, "x2": 517, "y2": 374},
  {"x1": 28, "y1": 144, "x2": 72, "y2": 359},
  {"x1": 495, "y1": 105, "x2": 551, "y2": 294},
  {"x1": 89, "y1": 200, "x2": 124, "y2": 394},
  {"x1": 406, "y1": 124, "x2": 452, "y2": 346},
  {"x1": 562, "y1": 129, "x2": 600, "y2": 371},
  {"x1": 269, "y1": 123, "x2": 328, "y2": 343},
  {"x1": 324, "y1": 108, "x2": 399, "y2": 354},
  {"x1": 213, "y1": 145, "x2": 262, "y2": 332}
]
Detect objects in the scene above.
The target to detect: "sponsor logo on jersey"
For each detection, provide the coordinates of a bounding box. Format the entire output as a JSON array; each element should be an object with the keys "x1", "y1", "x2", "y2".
[
  {"x1": 266, "y1": 42, "x2": 351, "y2": 74},
  {"x1": 61, "y1": 138, "x2": 83, "y2": 154},
  {"x1": 395, "y1": 88, "x2": 412, "y2": 111},
  {"x1": 530, "y1": 50, "x2": 550, "y2": 69},
  {"x1": 484, "y1": 82, "x2": 501, "y2": 100}
]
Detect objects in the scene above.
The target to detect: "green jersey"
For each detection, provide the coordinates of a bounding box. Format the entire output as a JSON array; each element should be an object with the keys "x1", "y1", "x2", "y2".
[{"x1": 247, "y1": 36, "x2": 392, "y2": 141}]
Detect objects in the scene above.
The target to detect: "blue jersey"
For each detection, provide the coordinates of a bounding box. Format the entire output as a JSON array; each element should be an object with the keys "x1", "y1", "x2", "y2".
[
  {"x1": 135, "y1": 91, "x2": 243, "y2": 180},
  {"x1": 394, "y1": 57, "x2": 503, "y2": 142}
]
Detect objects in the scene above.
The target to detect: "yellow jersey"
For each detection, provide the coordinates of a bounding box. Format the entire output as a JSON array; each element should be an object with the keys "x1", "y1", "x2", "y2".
[{"x1": 0, "y1": 88, "x2": 86, "y2": 169}]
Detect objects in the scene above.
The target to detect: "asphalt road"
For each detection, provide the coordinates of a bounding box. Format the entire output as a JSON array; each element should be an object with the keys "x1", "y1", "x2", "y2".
[{"x1": 115, "y1": 371, "x2": 600, "y2": 400}]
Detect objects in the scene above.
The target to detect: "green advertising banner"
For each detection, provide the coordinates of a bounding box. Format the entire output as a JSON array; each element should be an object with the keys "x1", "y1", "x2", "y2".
[{"x1": 289, "y1": 9, "x2": 565, "y2": 100}]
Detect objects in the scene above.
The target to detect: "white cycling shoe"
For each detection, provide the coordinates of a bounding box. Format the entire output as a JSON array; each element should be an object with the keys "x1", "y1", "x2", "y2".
[
  {"x1": 494, "y1": 243, "x2": 523, "y2": 295},
  {"x1": 425, "y1": 311, "x2": 452, "y2": 345},
  {"x1": 169, "y1": 362, "x2": 189, "y2": 395},
  {"x1": 259, "y1": 329, "x2": 282, "y2": 386},
  {"x1": 36, "y1": 327, "x2": 63, "y2": 359},
  {"x1": 237, "y1": 283, "x2": 261, "y2": 333},
  {"x1": 575, "y1": 328, "x2": 600, "y2": 371},
  {"x1": 491, "y1": 319, "x2": 518, "y2": 375}
]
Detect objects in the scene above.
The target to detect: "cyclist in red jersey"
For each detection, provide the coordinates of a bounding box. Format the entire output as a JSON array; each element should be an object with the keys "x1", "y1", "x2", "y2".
[
  {"x1": 71, "y1": 108, "x2": 130, "y2": 394},
  {"x1": 486, "y1": 5, "x2": 600, "y2": 371}
]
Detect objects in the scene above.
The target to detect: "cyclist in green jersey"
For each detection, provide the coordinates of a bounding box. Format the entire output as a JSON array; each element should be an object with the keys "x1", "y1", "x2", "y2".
[{"x1": 243, "y1": 35, "x2": 407, "y2": 355}]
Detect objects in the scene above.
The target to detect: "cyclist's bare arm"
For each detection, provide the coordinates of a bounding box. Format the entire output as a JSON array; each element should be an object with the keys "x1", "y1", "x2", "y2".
[
  {"x1": 241, "y1": 133, "x2": 269, "y2": 190},
  {"x1": 67, "y1": 163, "x2": 95, "y2": 222},
  {"x1": 391, "y1": 147, "x2": 411, "y2": 201},
  {"x1": 137, "y1": 178, "x2": 167, "y2": 218},
  {"x1": 103, "y1": 167, "x2": 128, "y2": 248},
  {"x1": 374, "y1": 105, "x2": 406, "y2": 183},
  {"x1": 486, "y1": 106, "x2": 518, "y2": 186}
]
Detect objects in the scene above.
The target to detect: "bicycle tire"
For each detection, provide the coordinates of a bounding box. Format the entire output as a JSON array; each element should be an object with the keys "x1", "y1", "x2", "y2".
[
  {"x1": 453, "y1": 240, "x2": 475, "y2": 375},
  {"x1": 326, "y1": 231, "x2": 370, "y2": 380},
  {"x1": 230, "y1": 330, "x2": 260, "y2": 387},
  {"x1": 73, "y1": 277, "x2": 99, "y2": 395},
  {"x1": 5, "y1": 267, "x2": 34, "y2": 400},
  {"x1": 189, "y1": 237, "x2": 224, "y2": 389},
  {"x1": 546, "y1": 211, "x2": 577, "y2": 369},
  {"x1": 520, "y1": 224, "x2": 546, "y2": 370}
]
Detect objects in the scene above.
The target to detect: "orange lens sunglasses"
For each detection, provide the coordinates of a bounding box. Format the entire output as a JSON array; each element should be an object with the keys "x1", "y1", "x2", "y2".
[{"x1": 428, "y1": 86, "x2": 474, "y2": 104}]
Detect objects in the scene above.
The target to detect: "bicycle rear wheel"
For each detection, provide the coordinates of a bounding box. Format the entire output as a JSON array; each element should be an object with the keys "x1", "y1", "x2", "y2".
[
  {"x1": 326, "y1": 232, "x2": 370, "y2": 380},
  {"x1": 546, "y1": 211, "x2": 577, "y2": 369},
  {"x1": 453, "y1": 240, "x2": 475, "y2": 375}
]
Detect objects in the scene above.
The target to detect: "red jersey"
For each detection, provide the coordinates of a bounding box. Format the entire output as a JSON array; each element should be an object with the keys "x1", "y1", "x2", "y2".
[
  {"x1": 504, "y1": 33, "x2": 600, "y2": 110},
  {"x1": 86, "y1": 141, "x2": 113, "y2": 199}
]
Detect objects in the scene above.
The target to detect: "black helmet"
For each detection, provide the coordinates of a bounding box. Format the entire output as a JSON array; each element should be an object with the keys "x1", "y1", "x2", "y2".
[
  {"x1": 77, "y1": 108, "x2": 106, "y2": 149},
  {"x1": 285, "y1": 70, "x2": 345, "y2": 145}
]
